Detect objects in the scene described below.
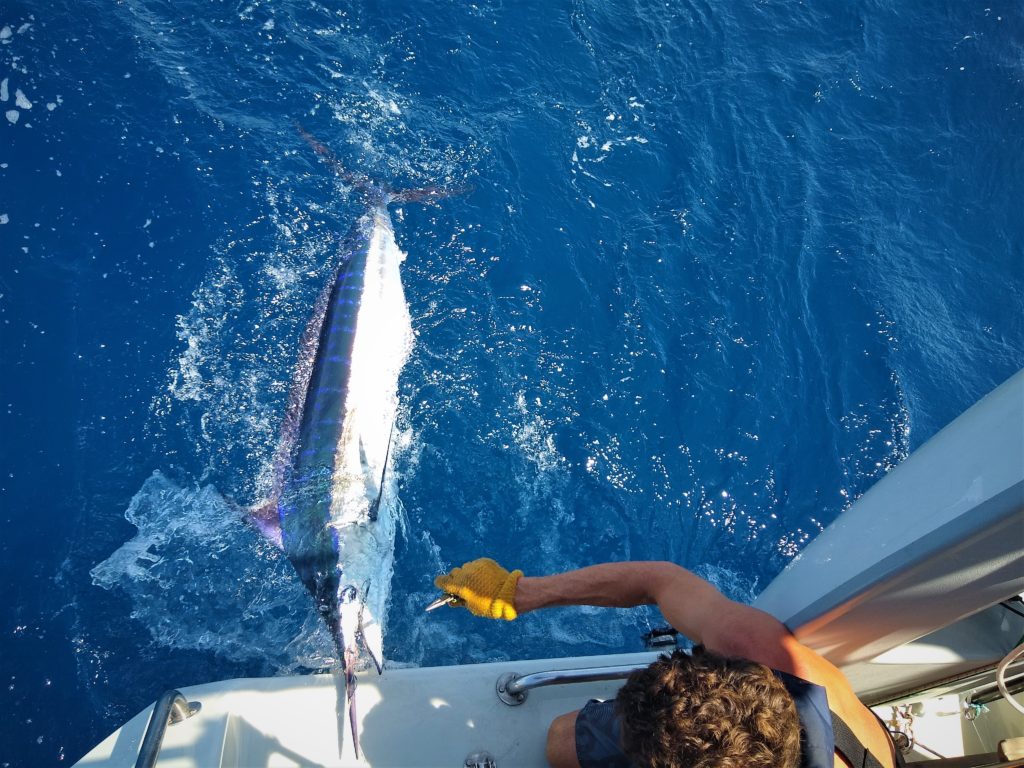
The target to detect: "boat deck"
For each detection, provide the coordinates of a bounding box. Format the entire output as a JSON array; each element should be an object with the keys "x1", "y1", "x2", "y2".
[{"x1": 75, "y1": 652, "x2": 662, "y2": 767}]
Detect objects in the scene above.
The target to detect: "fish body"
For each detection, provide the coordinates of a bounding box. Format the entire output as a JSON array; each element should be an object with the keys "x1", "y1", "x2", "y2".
[{"x1": 251, "y1": 204, "x2": 411, "y2": 755}]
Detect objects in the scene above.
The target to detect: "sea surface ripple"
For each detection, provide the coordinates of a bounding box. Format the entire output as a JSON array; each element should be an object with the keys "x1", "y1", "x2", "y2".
[{"x1": 0, "y1": 0, "x2": 1021, "y2": 764}]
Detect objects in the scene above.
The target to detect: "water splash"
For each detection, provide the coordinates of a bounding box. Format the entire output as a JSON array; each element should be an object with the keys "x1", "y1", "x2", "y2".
[{"x1": 90, "y1": 471, "x2": 334, "y2": 672}]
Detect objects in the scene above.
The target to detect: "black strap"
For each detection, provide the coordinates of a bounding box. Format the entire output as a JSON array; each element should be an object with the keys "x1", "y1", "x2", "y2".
[{"x1": 830, "y1": 710, "x2": 906, "y2": 768}]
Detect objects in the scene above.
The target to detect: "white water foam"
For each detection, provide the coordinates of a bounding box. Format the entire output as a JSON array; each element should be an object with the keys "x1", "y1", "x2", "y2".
[
  {"x1": 90, "y1": 471, "x2": 335, "y2": 672},
  {"x1": 152, "y1": 201, "x2": 335, "y2": 502}
]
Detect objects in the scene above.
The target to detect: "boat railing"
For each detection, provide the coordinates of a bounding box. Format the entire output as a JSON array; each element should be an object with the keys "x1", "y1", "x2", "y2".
[
  {"x1": 134, "y1": 689, "x2": 201, "y2": 768},
  {"x1": 496, "y1": 664, "x2": 646, "y2": 705}
]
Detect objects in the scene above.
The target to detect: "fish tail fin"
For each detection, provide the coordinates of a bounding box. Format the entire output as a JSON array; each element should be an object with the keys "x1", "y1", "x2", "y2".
[
  {"x1": 296, "y1": 122, "x2": 471, "y2": 207},
  {"x1": 296, "y1": 122, "x2": 389, "y2": 202},
  {"x1": 390, "y1": 184, "x2": 474, "y2": 206}
]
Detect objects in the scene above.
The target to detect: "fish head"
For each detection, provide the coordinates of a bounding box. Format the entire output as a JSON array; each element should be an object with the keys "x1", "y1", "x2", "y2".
[{"x1": 337, "y1": 580, "x2": 384, "y2": 675}]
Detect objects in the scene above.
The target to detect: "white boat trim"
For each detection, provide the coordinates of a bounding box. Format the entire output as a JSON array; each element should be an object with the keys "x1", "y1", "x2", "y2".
[
  {"x1": 75, "y1": 652, "x2": 663, "y2": 768},
  {"x1": 755, "y1": 370, "x2": 1024, "y2": 700}
]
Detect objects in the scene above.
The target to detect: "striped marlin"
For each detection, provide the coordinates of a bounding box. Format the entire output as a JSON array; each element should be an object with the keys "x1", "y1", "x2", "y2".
[
  {"x1": 247, "y1": 130, "x2": 455, "y2": 756},
  {"x1": 248, "y1": 202, "x2": 410, "y2": 757}
]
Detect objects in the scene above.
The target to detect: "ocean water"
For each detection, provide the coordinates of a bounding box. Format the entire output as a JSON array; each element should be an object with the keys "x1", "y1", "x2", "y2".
[{"x1": 1, "y1": 0, "x2": 1021, "y2": 764}]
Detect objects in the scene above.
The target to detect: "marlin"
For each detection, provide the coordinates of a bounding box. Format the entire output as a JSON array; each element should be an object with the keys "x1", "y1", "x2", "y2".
[{"x1": 247, "y1": 129, "x2": 454, "y2": 758}]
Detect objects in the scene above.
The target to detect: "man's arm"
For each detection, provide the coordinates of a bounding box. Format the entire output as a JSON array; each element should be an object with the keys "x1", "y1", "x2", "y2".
[
  {"x1": 515, "y1": 560, "x2": 896, "y2": 765},
  {"x1": 514, "y1": 561, "x2": 799, "y2": 670},
  {"x1": 437, "y1": 558, "x2": 896, "y2": 767}
]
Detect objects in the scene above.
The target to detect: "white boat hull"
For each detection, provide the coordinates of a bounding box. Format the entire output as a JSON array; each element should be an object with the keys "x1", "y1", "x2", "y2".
[{"x1": 74, "y1": 652, "x2": 662, "y2": 767}]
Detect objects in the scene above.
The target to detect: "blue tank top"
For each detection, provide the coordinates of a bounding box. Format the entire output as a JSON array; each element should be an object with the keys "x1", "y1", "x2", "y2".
[{"x1": 773, "y1": 670, "x2": 836, "y2": 768}]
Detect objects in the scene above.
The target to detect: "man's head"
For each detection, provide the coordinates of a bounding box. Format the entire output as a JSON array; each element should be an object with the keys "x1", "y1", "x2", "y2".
[{"x1": 615, "y1": 647, "x2": 802, "y2": 768}]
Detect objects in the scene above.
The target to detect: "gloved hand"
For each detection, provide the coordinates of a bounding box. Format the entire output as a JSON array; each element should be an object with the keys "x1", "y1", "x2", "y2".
[{"x1": 434, "y1": 558, "x2": 523, "y2": 620}]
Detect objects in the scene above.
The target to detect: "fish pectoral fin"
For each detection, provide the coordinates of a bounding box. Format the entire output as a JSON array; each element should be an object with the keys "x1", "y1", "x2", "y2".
[
  {"x1": 358, "y1": 437, "x2": 381, "y2": 518},
  {"x1": 367, "y1": 424, "x2": 395, "y2": 523},
  {"x1": 357, "y1": 582, "x2": 385, "y2": 675},
  {"x1": 244, "y1": 500, "x2": 283, "y2": 550}
]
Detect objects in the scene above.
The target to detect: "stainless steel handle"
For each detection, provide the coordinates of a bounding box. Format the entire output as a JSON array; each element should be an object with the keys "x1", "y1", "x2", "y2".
[
  {"x1": 134, "y1": 689, "x2": 201, "y2": 768},
  {"x1": 496, "y1": 664, "x2": 646, "y2": 706}
]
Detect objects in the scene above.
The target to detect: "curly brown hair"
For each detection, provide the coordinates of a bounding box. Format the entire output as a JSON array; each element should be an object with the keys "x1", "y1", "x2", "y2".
[{"x1": 614, "y1": 648, "x2": 802, "y2": 768}]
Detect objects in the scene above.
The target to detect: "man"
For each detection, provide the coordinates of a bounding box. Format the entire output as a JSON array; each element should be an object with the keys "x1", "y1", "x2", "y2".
[{"x1": 435, "y1": 558, "x2": 902, "y2": 768}]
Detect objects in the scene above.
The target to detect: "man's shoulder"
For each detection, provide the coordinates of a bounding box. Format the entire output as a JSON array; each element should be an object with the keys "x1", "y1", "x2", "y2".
[{"x1": 703, "y1": 606, "x2": 805, "y2": 672}]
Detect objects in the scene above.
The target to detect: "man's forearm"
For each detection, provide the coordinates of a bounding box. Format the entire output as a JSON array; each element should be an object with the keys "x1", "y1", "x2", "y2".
[
  {"x1": 445, "y1": 557, "x2": 792, "y2": 662},
  {"x1": 514, "y1": 561, "x2": 681, "y2": 614}
]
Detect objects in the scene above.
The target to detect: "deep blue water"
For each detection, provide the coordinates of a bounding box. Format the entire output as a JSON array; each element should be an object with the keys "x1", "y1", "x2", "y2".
[{"x1": 1, "y1": 0, "x2": 1022, "y2": 764}]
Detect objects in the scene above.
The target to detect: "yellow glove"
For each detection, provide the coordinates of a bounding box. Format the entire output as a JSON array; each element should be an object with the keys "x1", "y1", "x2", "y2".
[{"x1": 434, "y1": 558, "x2": 523, "y2": 620}]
